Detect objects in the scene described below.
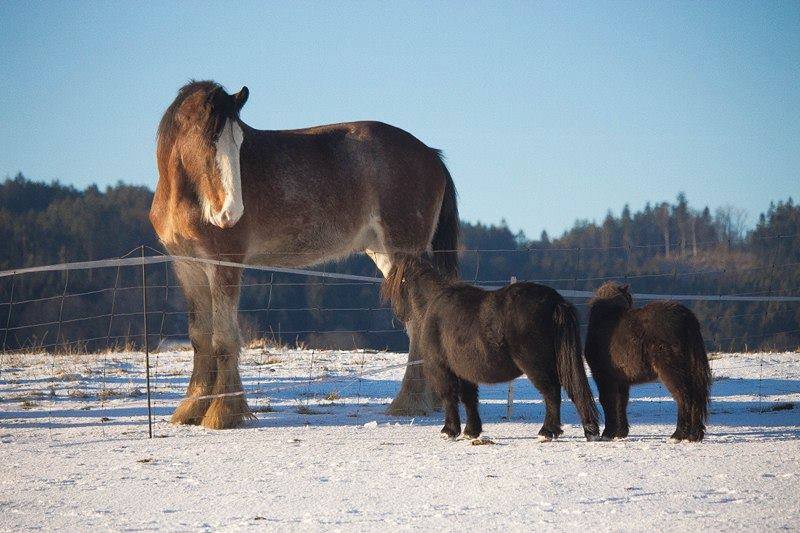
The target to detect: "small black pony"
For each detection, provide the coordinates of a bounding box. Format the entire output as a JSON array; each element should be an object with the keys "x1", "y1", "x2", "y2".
[
  {"x1": 382, "y1": 254, "x2": 600, "y2": 441},
  {"x1": 585, "y1": 282, "x2": 712, "y2": 442}
]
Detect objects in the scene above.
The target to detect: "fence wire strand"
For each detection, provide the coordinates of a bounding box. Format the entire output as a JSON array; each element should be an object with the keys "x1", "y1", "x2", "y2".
[{"x1": 1, "y1": 245, "x2": 798, "y2": 442}]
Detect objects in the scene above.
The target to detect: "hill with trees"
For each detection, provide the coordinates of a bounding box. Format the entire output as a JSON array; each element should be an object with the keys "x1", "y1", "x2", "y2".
[{"x1": 1, "y1": 173, "x2": 798, "y2": 352}]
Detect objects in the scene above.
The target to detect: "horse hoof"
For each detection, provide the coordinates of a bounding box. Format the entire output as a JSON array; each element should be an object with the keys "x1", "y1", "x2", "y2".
[
  {"x1": 612, "y1": 436, "x2": 628, "y2": 442},
  {"x1": 536, "y1": 434, "x2": 553, "y2": 443},
  {"x1": 440, "y1": 433, "x2": 457, "y2": 442},
  {"x1": 586, "y1": 434, "x2": 603, "y2": 442},
  {"x1": 668, "y1": 436, "x2": 684, "y2": 444}
]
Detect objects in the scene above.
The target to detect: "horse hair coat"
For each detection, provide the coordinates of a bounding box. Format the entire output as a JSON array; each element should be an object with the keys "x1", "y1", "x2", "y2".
[{"x1": 382, "y1": 254, "x2": 600, "y2": 441}]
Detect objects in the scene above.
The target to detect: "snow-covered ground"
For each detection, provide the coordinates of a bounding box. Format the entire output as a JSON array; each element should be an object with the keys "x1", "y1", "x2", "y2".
[{"x1": 1, "y1": 348, "x2": 799, "y2": 531}]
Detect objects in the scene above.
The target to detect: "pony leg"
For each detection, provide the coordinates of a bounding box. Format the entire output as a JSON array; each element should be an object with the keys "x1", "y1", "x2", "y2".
[
  {"x1": 614, "y1": 384, "x2": 630, "y2": 439},
  {"x1": 515, "y1": 356, "x2": 563, "y2": 441},
  {"x1": 537, "y1": 384, "x2": 563, "y2": 441},
  {"x1": 459, "y1": 380, "x2": 482, "y2": 438},
  {"x1": 425, "y1": 359, "x2": 460, "y2": 438},
  {"x1": 171, "y1": 261, "x2": 215, "y2": 425},
  {"x1": 660, "y1": 375, "x2": 691, "y2": 442},
  {"x1": 597, "y1": 380, "x2": 620, "y2": 440},
  {"x1": 201, "y1": 265, "x2": 253, "y2": 429},
  {"x1": 687, "y1": 403, "x2": 706, "y2": 442}
]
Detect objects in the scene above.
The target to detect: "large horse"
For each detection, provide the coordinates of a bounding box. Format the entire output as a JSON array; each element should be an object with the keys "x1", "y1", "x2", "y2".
[{"x1": 151, "y1": 80, "x2": 459, "y2": 429}]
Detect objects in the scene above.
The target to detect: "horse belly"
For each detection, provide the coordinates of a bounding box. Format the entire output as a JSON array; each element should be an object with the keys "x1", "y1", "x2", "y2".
[
  {"x1": 445, "y1": 345, "x2": 522, "y2": 385},
  {"x1": 245, "y1": 211, "x2": 374, "y2": 267}
]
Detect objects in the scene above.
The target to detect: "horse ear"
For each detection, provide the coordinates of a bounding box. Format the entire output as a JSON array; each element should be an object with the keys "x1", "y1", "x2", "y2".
[{"x1": 234, "y1": 86, "x2": 249, "y2": 112}]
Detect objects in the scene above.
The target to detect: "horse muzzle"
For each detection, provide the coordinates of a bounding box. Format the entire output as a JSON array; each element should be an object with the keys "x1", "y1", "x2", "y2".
[{"x1": 211, "y1": 206, "x2": 243, "y2": 229}]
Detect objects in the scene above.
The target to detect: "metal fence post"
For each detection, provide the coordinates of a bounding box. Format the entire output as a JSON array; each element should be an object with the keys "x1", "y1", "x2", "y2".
[
  {"x1": 141, "y1": 246, "x2": 153, "y2": 438},
  {"x1": 507, "y1": 276, "x2": 517, "y2": 419}
]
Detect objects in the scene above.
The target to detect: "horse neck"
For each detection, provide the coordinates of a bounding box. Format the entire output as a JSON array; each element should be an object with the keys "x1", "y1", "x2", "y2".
[{"x1": 588, "y1": 300, "x2": 629, "y2": 328}]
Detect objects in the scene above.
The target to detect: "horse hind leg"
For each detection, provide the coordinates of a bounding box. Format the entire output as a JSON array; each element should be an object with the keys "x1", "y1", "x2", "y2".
[
  {"x1": 201, "y1": 265, "x2": 254, "y2": 429},
  {"x1": 365, "y1": 248, "x2": 393, "y2": 278},
  {"x1": 596, "y1": 379, "x2": 620, "y2": 440},
  {"x1": 459, "y1": 379, "x2": 482, "y2": 438},
  {"x1": 515, "y1": 355, "x2": 563, "y2": 441},
  {"x1": 171, "y1": 261, "x2": 215, "y2": 425},
  {"x1": 614, "y1": 383, "x2": 631, "y2": 439},
  {"x1": 658, "y1": 370, "x2": 692, "y2": 443},
  {"x1": 366, "y1": 240, "x2": 439, "y2": 416}
]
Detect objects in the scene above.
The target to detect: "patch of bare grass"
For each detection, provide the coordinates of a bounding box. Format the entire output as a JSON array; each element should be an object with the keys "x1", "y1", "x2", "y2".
[
  {"x1": 20, "y1": 400, "x2": 38, "y2": 410},
  {"x1": 97, "y1": 388, "x2": 121, "y2": 401},
  {"x1": 324, "y1": 390, "x2": 341, "y2": 402}
]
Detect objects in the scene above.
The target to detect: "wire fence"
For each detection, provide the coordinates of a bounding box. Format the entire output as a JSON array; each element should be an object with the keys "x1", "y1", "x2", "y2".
[{"x1": 1, "y1": 243, "x2": 798, "y2": 442}]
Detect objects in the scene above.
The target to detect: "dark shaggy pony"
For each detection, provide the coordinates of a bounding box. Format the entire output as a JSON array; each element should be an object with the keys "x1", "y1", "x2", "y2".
[
  {"x1": 585, "y1": 282, "x2": 712, "y2": 442},
  {"x1": 382, "y1": 254, "x2": 600, "y2": 441}
]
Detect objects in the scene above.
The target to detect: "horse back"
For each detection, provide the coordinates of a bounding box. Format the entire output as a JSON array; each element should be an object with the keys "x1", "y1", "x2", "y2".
[
  {"x1": 235, "y1": 121, "x2": 448, "y2": 261},
  {"x1": 599, "y1": 301, "x2": 702, "y2": 383}
]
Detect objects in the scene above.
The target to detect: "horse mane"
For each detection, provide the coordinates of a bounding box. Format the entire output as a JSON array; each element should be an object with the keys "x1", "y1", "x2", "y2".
[{"x1": 156, "y1": 80, "x2": 224, "y2": 166}]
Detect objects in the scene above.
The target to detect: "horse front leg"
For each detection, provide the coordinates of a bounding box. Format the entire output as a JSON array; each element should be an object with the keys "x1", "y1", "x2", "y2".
[
  {"x1": 201, "y1": 265, "x2": 253, "y2": 429},
  {"x1": 425, "y1": 360, "x2": 461, "y2": 439},
  {"x1": 171, "y1": 261, "x2": 215, "y2": 425},
  {"x1": 460, "y1": 379, "x2": 482, "y2": 438}
]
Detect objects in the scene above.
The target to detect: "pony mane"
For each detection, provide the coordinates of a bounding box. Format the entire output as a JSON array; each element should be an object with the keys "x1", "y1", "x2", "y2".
[
  {"x1": 380, "y1": 255, "x2": 412, "y2": 304},
  {"x1": 380, "y1": 254, "x2": 440, "y2": 304}
]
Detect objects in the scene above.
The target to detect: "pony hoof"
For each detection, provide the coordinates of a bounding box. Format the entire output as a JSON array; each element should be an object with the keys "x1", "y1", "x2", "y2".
[
  {"x1": 668, "y1": 437, "x2": 685, "y2": 444},
  {"x1": 440, "y1": 433, "x2": 457, "y2": 442},
  {"x1": 585, "y1": 434, "x2": 603, "y2": 442},
  {"x1": 612, "y1": 436, "x2": 628, "y2": 441},
  {"x1": 536, "y1": 434, "x2": 553, "y2": 443}
]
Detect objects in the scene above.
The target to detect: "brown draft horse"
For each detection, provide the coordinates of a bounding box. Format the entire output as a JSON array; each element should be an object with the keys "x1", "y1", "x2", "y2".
[
  {"x1": 151, "y1": 81, "x2": 459, "y2": 428},
  {"x1": 585, "y1": 282, "x2": 712, "y2": 442}
]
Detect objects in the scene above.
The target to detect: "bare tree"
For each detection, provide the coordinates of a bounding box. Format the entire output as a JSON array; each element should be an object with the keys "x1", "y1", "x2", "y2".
[{"x1": 715, "y1": 205, "x2": 749, "y2": 247}]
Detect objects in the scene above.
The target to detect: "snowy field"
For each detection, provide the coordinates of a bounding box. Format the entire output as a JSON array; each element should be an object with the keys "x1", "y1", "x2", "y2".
[{"x1": 1, "y1": 348, "x2": 799, "y2": 531}]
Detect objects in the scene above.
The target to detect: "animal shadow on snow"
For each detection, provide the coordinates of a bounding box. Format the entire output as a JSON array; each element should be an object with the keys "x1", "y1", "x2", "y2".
[{"x1": 2, "y1": 375, "x2": 797, "y2": 438}]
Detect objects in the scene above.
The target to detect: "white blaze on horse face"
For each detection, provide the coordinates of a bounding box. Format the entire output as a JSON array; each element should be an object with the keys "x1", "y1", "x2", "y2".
[{"x1": 207, "y1": 119, "x2": 244, "y2": 228}]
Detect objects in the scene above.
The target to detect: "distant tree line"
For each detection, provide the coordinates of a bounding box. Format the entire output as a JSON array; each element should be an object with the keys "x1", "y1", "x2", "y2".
[{"x1": 1, "y1": 173, "x2": 798, "y2": 353}]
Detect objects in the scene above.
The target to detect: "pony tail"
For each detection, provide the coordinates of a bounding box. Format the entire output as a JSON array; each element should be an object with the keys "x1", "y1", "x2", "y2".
[
  {"x1": 553, "y1": 300, "x2": 600, "y2": 440},
  {"x1": 688, "y1": 319, "x2": 712, "y2": 431}
]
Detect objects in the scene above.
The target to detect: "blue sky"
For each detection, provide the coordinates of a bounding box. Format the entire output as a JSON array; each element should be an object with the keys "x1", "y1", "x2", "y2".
[{"x1": 1, "y1": 2, "x2": 797, "y2": 238}]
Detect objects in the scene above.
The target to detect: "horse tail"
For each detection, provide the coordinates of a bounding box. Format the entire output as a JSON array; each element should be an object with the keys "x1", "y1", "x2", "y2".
[
  {"x1": 430, "y1": 150, "x2": 459, "y2": 278},
  {"x1": 554, "y1": 300, "x2": 600, "y2": 440},
  {"x1": 687, "y1": 314, "x2": 712, "y2": 430}
]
